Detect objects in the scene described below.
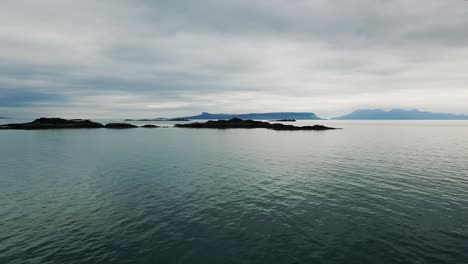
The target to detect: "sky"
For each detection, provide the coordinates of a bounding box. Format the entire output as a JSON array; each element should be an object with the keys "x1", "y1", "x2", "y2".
[{"x1": 1, "y1": 0, "x2": 467, "y2": 119}]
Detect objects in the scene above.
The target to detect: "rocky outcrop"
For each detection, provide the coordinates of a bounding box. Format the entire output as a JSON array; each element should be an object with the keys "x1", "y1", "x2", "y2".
[
  {"x1": 104, "y1": 123, "x2": 138, "y2": 129},
  {"x1": 175, "y1": 118, "x2": 338, "y2": 131},
  {"x1": 141, "y1": 124, "x2": 159, "y2": 128},
  {"x1": 0, "y1": 118, "x2": 104, "y2": 129}
]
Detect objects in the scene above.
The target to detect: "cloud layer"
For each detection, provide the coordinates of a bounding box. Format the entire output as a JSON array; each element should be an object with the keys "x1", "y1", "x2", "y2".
[{"x1": 1, "y1": 0, "x2": 467, "y2": 118}]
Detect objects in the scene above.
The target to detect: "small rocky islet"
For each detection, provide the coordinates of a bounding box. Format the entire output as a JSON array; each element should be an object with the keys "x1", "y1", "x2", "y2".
[
  {"x1": 0, "y1": 117, "x2": 338, "y2": 131},
  {"x1": 104, "y1": 123, "x2": 138, "y2": 129},
  {"x1": 141, "y1": 124, "x2": 159, "y2": 128}
]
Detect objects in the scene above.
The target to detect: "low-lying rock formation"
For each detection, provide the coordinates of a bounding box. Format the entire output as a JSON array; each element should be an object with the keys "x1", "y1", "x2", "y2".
[
  {"x1": 0, "y1": 118, "x2": 104, "y2": 129},
  {"x1": 174, "y1": 118, "x2": 338, "y2": 131},
  {"x1": 141, "y1": 124, "x2": 159, "y2": 128},
  {"x1": 104, "y1": 123, "x2": 138, "y2": 129}
]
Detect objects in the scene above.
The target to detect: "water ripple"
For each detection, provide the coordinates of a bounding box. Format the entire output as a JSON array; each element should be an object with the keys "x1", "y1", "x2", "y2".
[{"x1": 1, "y1": 122, "x2": 468, "y2": 263}]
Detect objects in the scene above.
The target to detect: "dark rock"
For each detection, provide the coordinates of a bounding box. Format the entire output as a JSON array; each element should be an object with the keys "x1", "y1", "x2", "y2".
[
  {"x1": 0, "y1": 118, "x2": 103, "y2": 129},
  {"x1": 175, "y1": 118, "x2": 339, "y2": 131},
  {"x1": 104, "y1": 123, "x2": 138, "y2": 129},
  {"x1": 141, "y1": 124, "x2": 159, "y2": 128}
]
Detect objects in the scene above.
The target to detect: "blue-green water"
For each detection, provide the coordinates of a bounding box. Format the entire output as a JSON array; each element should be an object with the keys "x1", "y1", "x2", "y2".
[{"x1": 1, "y1": 120, "x2": 468, "y2": 264}]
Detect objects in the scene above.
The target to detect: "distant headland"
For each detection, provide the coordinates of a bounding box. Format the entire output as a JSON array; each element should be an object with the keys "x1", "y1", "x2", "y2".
[
  {"x1": 126, "y1": 109, "x2": 468, "y2": 121},
  {"x1": 178, "y1": 112, "x2": 323, "y2": 120},
  {"x1": 333, "y1": 109, "x2": 468, "y2": 120}
]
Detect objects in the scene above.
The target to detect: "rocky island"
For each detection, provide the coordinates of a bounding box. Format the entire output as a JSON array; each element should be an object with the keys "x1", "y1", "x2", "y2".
[
  {"x1": 0, "y1": 118, "x2": 139, "y2": 130},
  {"x1": 174, "y1": 118, "x2": 338, "y2": 131},
  {"x1": 141, "y1": 124, "x2": 159, "y2": 128},
  {"x1": 104, "y1": 123, "x2": 138, "y2": 129},
  {"x1": 0, "y1": 118, "x2": 104, "y2": 129}
]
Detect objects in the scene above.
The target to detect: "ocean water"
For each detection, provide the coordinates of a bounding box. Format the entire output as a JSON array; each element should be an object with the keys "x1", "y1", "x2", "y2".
[{"x1": 1, "y1": 120, "x2": 467, "y2": 264}]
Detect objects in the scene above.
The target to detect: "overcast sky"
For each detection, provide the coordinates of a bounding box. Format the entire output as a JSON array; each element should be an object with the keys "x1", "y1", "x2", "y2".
[{"x1": 1, "y1": 0, "x2": 467, "y2": 118}]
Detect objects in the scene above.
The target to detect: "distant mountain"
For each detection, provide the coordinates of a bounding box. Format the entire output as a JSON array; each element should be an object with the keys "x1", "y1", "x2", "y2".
[
  {"x1": 179, "y1": 112, "x2": 324, "y2": 120},
  {"x1": 333, "y1": 109, "x2": 468, "y2": 120}
]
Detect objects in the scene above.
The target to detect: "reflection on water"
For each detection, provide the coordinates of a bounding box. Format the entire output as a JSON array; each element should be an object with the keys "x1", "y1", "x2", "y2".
[{"x1": 1, "y1": 121, "x2": 468, "y2": 263}]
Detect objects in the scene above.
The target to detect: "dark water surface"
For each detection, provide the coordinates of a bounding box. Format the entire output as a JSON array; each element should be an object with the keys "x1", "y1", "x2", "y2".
[{"x1": 1, "y1": 121, "x2": 468, "y2": 263}]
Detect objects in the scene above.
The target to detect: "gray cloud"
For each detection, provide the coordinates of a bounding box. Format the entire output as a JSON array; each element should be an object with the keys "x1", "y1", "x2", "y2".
[
  {"x1": 0, "y1": 88, "x2": 66, "y2": 107},
  {"x1": 1, "y1": 0, "x2": 468, "y2": 118}
]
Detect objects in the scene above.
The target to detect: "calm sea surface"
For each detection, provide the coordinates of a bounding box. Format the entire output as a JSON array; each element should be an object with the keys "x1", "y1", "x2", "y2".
[{"x1": 1, "y1": 120, "x2": 467, "y2": 264}]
